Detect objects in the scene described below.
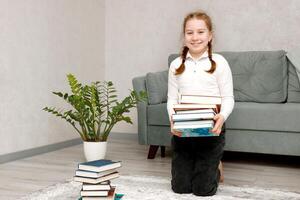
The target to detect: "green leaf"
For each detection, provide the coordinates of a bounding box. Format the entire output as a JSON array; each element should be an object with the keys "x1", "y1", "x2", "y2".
[{"x1": 43, "y1": 73, "x2": 146, "y2": 142}]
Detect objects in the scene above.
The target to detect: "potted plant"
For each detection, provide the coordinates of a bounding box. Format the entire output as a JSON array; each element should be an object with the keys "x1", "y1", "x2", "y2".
[{"x1": 43, "y1": 74, "x2": 146, "y2": 161}]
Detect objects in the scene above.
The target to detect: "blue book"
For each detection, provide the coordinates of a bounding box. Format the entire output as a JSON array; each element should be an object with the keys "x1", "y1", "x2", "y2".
[
  {"x1": 173, "y1": 120, "x2": 216, "y2": 137},
  {"x1": 176, "y1": 127, "x2": 217, "y2": 137},
  {"x1": 78, "y1": 159, "x2": 121, "y2": 172},
  {"x1": 115, "y1": 194, "x2": 124, "y2": 200}
]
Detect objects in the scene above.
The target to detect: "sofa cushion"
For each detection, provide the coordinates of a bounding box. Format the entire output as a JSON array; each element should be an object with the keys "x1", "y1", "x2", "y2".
[
  {"x1": 226, "y1": 102, "x2": 300, "y2": 133},
  {"x1": 148, "y1": 103, "x2": 170, "y2": 126},
  {"x1": 219, "y1": 51, "x2": 288, "y2": 103},
  {"x1": 145, "y1": 70, "x2": 168, "y2": 105},
  {"x1": 287, "y1": 59, "x2": 300, "y2": 102}
]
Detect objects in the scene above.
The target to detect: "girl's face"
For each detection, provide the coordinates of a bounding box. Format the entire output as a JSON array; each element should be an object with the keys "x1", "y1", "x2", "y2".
[{"x1": 184, "y1": 18, "x2": 212, "y2": 58}]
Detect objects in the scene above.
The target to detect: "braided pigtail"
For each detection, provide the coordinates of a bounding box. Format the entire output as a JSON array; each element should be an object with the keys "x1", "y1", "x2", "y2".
[
  {"x1": 206, "y1": 40, "x2": 216, "y2": 73},
  {"x1": 175, "y1": 46, "x2": 189, "y2": 75}
]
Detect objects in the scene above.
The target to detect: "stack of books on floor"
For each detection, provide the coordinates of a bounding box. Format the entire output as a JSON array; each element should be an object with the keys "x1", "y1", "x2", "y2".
[
  {"x1": 172, "y1": 94, "x2": 221, "y2": 137},
  {"x1": 74, "y1": 159, "x2": 122, "y2": 200}
]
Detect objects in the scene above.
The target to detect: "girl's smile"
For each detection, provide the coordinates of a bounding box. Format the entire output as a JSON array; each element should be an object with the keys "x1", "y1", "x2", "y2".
[{"x1": 184, "y1": 18, "x2": 212, "y2": 60}]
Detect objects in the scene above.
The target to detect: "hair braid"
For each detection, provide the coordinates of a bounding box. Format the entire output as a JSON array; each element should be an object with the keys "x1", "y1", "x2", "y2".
[
  {"x1": 175, "y1": 46, "x2": 189, "y2": 75},
  {"x1": 206, "y1": 41, "x2": 216, "y2": 73}
]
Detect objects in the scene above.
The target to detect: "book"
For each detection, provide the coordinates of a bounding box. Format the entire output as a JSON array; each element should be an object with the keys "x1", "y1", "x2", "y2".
[
  {"x1": 179, "y1": 94, "x2": 222, "y2": 104},
  {"x1": 81, "y1": 190, "x2": 109, "y2": 197},
  {"x1": 82, "y1": 182, "x2": 111, "y2": 191},
  {"x1": 172, "y1": 112, "x2": 215, "y2": 121},
  {"x1": 175, "y1": 108, "x2": 215, "y2": 114},
  {"x1": 173, "y1": 120, "x2": 214, "y2": 129},
  {"x1": 173, "y1": 103, "x2": 217, "y2": 111},
  {"x1": 176, "y1": 127, "x2": 216, "y2": 137},
  {"x1": 173, "y1": 120, "x2": 216, "y2": 137},
  {"x1": 74, "y1": 172, "x2": 120, "y2": 184},
  {"x1": 173, "y1": 104, "x2": 221, "y2": 114},
  {"x1": 76, "y1": 169, "x2": 117, "y2": 178},
  {"x1": 78, "y1": 159, "x2": 121, "y2": 173},
  {"x1": 79, "y1": 195, "x2": 123, "y2": 200},
  {"x1": 81, "y1": 186, "x2": 116, "y2": 200}
]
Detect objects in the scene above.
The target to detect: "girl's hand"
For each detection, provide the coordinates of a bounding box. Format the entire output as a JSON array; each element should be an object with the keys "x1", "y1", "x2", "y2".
[
  {"x1": 170, "y1": 117, "x2": 182, "y2": 137},
  {"x1": 211, "y1": 114, "x2": 225, "y2": 135}
]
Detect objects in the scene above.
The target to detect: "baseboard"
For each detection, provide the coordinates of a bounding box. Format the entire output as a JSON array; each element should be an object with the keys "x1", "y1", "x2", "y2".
[
  {"x1": 0, "y1": 132, "x2": 137, "y2": 164},
  {"x1": 0, "y1": 138, "x2": 82, "y2": 164}
]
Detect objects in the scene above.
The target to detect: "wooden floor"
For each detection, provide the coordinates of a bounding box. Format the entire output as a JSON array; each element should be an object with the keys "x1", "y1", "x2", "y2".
[{"x1": 0, "y1": 134, "x2": 300, "y2": 199}]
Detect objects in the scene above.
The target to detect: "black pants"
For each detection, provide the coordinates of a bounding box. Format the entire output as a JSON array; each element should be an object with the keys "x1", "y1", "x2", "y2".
[{"x1": 171, "y1": 130, "x2": 225, "y2": 196}]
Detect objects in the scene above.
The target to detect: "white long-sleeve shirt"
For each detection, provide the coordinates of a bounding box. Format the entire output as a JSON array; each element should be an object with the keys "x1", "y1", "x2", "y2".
[{"x1": 167, "y1": 51, "x2": 234, "y2": 121}]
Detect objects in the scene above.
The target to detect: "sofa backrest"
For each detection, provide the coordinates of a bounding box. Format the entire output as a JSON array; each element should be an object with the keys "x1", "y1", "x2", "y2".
[
  {"x1": 145, "y1": 70, "x2": 168, "y2": 105},
  {"x1": 145, "y1": 50, "x2": 298, "y2": 105},
  {"x1": 169, "y1": 50, "x2": 289, "y2": 103},
  {"x1": 219, "y1": 50, "x2": 288, "y2": 103}
]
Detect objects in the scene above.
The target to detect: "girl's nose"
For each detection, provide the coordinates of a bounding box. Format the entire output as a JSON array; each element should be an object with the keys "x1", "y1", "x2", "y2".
[{"x1": 192, "y1": 33, "x2": 198, "y2": 40}]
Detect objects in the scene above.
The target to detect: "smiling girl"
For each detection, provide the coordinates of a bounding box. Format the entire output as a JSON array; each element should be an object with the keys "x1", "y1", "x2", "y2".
[{"x1": 167, "y1": 11, "x2": 234, "y2": 196}]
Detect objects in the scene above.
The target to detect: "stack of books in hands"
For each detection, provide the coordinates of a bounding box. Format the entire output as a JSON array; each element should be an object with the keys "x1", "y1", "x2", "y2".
[
  {"x1": 74, "y1": 159, "x2": 122, "y2": 200},
  {"x1": 172, "y1": 94, "x2": 221, "y2": 137}
]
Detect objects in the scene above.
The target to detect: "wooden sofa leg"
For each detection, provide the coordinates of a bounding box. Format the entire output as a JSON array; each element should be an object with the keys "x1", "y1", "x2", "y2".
[
  {"x1": 148, "y1": 145, "x2": 159, "y2": 159},
  {"x1": 161, "y1": 146, "x2": 165, "y2": 157}
]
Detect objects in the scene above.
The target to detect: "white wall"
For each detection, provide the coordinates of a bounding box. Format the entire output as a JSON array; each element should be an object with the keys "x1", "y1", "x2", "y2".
[
  {"x1": 2, "y1": 0, "x2": 300, "y2": 155},
  {"x1": 105, "y1": 0, "x2": 300, "y2": 133},
  {"x1": 0, "y1": 0, "x2": 105, "y2": 155}
]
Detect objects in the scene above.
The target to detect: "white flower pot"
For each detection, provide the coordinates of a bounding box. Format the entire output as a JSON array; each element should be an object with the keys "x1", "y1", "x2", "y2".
[{"x1": 83, "y1": 141, "x2": 107, "y2": 161}]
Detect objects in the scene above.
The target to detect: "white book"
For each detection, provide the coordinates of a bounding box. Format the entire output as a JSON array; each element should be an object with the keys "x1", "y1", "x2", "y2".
[
  {"x1": 82, "y1": 182, "x2": 111, "y2": 191},
  {"x1": 180, "y1": 94, "x2": 222, "y2": 104},
  {"x1": 172, "y1": 112, "x2": 215, "y2": 121},
  {"x1": 176, "y1": 108, "x2": 215, "y2": 114},
  {"x1": 74, "y1": 172, "x2": 119, "y2": 184},
  {"x1": 81, "y1": 190, "x2": 109, "y2": 197},
  {"x1": 173, "y1": 119, "x2": 214, "y2": 126},
  {"x1": 82, "y1": 186, "x2": 116, "y2": 200},
  {"x1": 174, "y1": 123, "x2": 214, "y2": 129},
  {"x1": 76, "y1": 169, "x2": 117, "y2": 178},
  {"x1": 173, "y1": 104, "x2": 217, "y2": 111}
]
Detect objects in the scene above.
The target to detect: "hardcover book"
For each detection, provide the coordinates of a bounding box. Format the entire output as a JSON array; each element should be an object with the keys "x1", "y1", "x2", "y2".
[
  {"x1": 78, "y1": 159, "x2": 121, "y2": 173},
  {"x1": 173, "y1": 120, "x2": 214, "y2": 128},
  {"x1": 176, "y1": 127, "x2": 216, "y2": 137},
  {"x1": 179, "y1": 94, "x2": 222, "y2": 105},
  {"x1": 173, "y1": 120, "x2": 216, "y2": 137},
  {"x1": 82, "y1": 182, "x2": 111, "y2": 191},
  {"x1": 175, "y1": 108, "x2": 215, "y2": 114},
  {"x1": 81, "y1": 190, "x2": 109, "y2": 197},
  {"x1": 172, "y1": 112, "x2": 215, "y2": 121},
  {"x1": 81, "y1": 186, "x2": 116, "y2": 200},
  {"x1": 173, "y1": 103, "x2": 217, "y2": 110},
  {"x1": 74, "y1": 172, "x2": 119, "y2": 184},
  {"x1": 76, "y1": 169, "x2": 117, "y2": 178}
]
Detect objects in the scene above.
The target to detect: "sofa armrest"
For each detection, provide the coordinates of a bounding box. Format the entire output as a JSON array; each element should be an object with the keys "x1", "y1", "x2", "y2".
[{"x1": 132, "y1": 76, "x2": 148, "y2": 145}]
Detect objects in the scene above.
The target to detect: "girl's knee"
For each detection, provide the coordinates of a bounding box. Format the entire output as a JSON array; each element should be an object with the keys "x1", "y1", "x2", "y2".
[
  {"x1": 192, "y1": 184, "x2": 218, "y2": 196},
  {"x1": 171, "y1": 181, "x2": 192, "y2": 194}
]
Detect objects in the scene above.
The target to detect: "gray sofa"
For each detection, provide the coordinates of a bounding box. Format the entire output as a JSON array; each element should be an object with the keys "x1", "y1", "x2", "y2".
[{"x1": 132, "y1": 50, "x2": 300, "y2": 159}]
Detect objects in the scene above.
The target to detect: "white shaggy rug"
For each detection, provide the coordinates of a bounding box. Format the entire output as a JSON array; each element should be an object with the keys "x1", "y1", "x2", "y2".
[{"x1": 20, "y1": 175, "x2": 300, "y2": 200}]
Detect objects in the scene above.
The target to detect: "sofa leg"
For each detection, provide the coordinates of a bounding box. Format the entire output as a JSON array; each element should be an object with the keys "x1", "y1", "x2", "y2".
[
  {"x1": 148, "y1": 145, "x2": 166, "y2": 159},
  {"x1": 161, "y1": 146, "x2": 165, "y2": 157},
  {"x1": 148, "y1": 145, "x2": 159, "y2": 159}
]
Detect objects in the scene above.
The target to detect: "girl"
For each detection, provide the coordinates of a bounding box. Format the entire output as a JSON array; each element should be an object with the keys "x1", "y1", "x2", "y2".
[{"x1": 167, "y1": 11, "x2": 234, "y2": 196}]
